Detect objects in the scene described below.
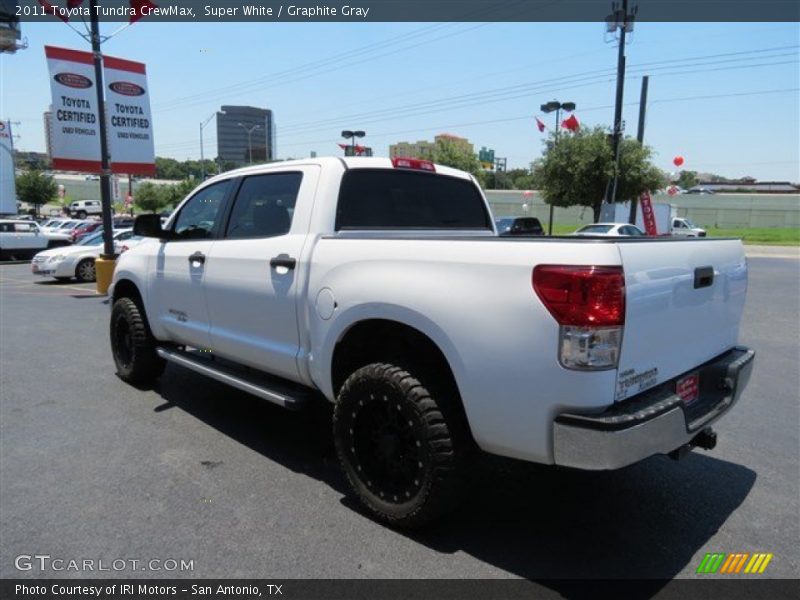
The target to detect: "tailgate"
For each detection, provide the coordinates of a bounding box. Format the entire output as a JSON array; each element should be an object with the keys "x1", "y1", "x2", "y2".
[{"x1": 615, "y1": 239, "x2": 747, "y2": 401}]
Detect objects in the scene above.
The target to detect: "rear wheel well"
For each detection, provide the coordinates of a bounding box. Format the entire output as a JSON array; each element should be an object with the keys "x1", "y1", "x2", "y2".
[{"x1": 331, "y1": 319, "x2": 475, "y2": 446}]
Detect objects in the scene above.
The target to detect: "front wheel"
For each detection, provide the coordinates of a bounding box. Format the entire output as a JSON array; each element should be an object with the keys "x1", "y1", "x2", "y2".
[
  {"x1": 333, "y1": 363, "x2": 469, "y2": 528},
  {"x1": 74, "y1": 258, "x2": 96, "y2": 282},
  {"x1": 110, "y1": 297, "x2": 165, "y2": 385}
]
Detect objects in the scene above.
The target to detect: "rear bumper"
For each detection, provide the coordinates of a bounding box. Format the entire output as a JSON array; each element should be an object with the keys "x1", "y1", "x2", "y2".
[{"x1": 553, "y1": 346, "x2": 755, "y2": 470}]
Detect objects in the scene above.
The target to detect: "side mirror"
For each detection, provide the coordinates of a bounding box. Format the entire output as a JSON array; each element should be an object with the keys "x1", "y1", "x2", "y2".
[{"x1": 134, "y1": 214, "x2": 170, "y2": 240}]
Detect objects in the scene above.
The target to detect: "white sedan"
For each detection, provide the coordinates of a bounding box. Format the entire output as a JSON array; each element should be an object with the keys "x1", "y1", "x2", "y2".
[
  {"x1": 31, "y1": 230, "x2": 143, "y2": 282},
  {"x1": 573, "y1": 223, "x2": 646, "y2": 237}
]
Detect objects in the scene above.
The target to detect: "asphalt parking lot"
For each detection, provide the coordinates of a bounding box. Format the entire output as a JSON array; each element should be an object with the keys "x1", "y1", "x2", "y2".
[{"x1": 0, "y1": 257, "x2": 798, "y2": 586}]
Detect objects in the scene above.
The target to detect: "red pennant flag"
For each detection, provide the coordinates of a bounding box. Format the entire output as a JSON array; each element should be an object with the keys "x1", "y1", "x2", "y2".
[
  {"x1": 337, "y1": 143, "x2": 349, "y2": 150},
  {"x1": 561, "y1": 114, "x2": 580, "y2": 132},
  {"x1": 37, "y1": 0, "x2": 69, "y2": 22},
  {"x1": 535, "y1": 117, "x2": 546, "y2": 132},
  {"x1": 130, "y1": 0, "x2": 158, "y2": 24}
]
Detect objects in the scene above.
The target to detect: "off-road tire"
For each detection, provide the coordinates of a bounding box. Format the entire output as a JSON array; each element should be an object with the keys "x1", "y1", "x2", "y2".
[
  {"x1": 333, "y1": 362, "x2": 469, "y2": 528},
  {"x1": 110, "y1": 297, "x2": 165, "y2": 385}
]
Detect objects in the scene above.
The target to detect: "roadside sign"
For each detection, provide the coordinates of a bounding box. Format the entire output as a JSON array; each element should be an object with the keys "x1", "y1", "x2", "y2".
[
  {"x1": 45, "y1": 46, "x2": 102, "y2": 173},
  {"x1": 45, "y1": 46, "x2": 155, "y2": 176},
  {"x1": 104, "y1": 55, "x2": 156, "y2": 176},
  {"x1": 639, "y1": 191, "x2": 658, "y2": 235}
]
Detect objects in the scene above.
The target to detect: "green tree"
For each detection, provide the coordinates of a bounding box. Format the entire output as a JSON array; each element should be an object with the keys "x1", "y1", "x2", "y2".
[
  {"x1": 431, "y1": 139, "x2": 484, "y2": 180},
  {"x1": 532, "y1": 126, "x2": 665, "y2": 222},
  {"x1": 134, "y1": 182, "x2": 168, "y2": 213},
  {"x1": 15, "y1": 170, "x2": 57, "y2": 215},
  {"x1": 676, "y1": 170, "x2": 699, "y2": 189},
  {"x1": 161, "y1": 179, "x2": 198, "y2": 208}
]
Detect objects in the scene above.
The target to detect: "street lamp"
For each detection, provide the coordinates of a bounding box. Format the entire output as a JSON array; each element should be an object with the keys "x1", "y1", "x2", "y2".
[
  {"x1": 200, "y1": 110, "x2": 224, "y2": 180},
  {"x1": 540, "y1": 100, "x2": 576, "y2": 235},
  {"x1": 341, "y1": 130, "x2": 365, "y2": 156},
  {"x1": 237, "y1": 122, "x2": 262, "y2": 165}
]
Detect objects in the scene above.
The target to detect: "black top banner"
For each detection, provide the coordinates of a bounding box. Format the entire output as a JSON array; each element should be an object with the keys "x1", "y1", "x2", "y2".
[
  {"x1": 3, "y1": 579, "x2": 800, "y2": 600},
  {"x1": 5, "y1": 0, "x2": 800, "y2": 23}
]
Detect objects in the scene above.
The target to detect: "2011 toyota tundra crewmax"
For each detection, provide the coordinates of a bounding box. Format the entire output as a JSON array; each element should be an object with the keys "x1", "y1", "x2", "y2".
[{"x1": 109, "y1": 156, "x2": 755, "y2": 528}]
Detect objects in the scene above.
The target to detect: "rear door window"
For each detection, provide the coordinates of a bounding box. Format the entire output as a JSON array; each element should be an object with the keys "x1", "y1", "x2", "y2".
[
  {"x1": 225, "y1": 172, "x2": 303, "y2": 239},
  {"x1": 336, "y1": 169, "x2": 491, "y2": 230}
]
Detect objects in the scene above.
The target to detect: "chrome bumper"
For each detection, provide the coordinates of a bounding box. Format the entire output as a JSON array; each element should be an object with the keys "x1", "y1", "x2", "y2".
[{"x1": 553, "y1": 347, "x2": 755, "y2": 470}]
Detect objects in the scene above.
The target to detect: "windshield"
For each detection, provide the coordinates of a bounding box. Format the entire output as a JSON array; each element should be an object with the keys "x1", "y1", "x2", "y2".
[
  {"x1": 78, "y1": 231, "x2": 104, "y2": 246},
  {"x1": 59, "y1": 221, "x2": 81, "y2": 230},
  {"x1": 683, "y1": 218, "x2": 697, "y2": 228},
  {"x1": 578, "y1": 224, "x2": 613, "y2": 233}
]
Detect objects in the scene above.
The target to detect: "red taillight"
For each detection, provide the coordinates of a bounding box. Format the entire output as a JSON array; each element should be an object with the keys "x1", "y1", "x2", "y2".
[
  {"x1": 532, "y1": 265, "x2": 625, "y2": 327},
  {"x1": 391, "y1": 157, "x2": 436, "y2": 172}
]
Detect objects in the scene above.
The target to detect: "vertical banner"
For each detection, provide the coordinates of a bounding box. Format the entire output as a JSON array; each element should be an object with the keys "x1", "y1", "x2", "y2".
[
  {"x1": 104, "y1": 55, "x2": 156, "y2": 176},
  {"x1": 639, "y1": 191, "x2": 658, "y2": 235},
  {"x1": 0, "y1": 121, "x2": 17, "y2": 214},
  {"x1": 44, "y1": 46, "x2": 102, "y2": 173}
]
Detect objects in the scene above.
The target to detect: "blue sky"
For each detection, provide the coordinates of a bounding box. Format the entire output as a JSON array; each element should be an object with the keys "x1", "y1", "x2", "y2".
[{"x1": 2, "y1": 20, "x2": 798, "y2": 180}]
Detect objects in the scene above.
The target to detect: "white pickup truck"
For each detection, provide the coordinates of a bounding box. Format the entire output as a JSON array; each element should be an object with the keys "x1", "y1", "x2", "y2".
[{"x1": 109, "y1": 157, "x2": 754, "y2": 527}]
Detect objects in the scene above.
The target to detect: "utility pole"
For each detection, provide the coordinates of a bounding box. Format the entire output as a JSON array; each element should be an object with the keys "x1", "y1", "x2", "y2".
[
  {"x1": 88, "y1": 0, "x2": 115, "y2": 259},
  {"x1": 628, "y1": 75, "x2": 649, "y2": 224},
  {"x1": 605, "y1": 0, "x2": 637, "y2": 206}
]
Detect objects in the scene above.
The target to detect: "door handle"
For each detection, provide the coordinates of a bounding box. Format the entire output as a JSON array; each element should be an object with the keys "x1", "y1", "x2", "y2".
[
  {"x1": 694, "y1": 266, "x2": 714, "y2": 289},
  {"x1": 188, "y1": 251, "x2": 206, "y2": 265},
  {"x1": 270, "y1": 254, "x2": 296, "y2": 270}
]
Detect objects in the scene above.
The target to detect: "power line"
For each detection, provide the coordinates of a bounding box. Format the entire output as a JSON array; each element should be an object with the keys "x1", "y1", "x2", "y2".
[
  {"x1": 152, "y1": 0, "x2": 541, "y2": 112},
  {"x1": 275, "y1": 46, "x2": 798, "y2": 134},
  {"x1": 274, "y1": 54, "x2": 798, "y2": 136},
  {"x1": 154, "y1": 86, "x2": 799, "y2": 153}
]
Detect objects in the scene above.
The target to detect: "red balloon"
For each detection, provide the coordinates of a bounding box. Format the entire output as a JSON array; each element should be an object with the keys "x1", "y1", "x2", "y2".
[{"x1": 673, "y1": 156, "x2": 685, "y2": 167}]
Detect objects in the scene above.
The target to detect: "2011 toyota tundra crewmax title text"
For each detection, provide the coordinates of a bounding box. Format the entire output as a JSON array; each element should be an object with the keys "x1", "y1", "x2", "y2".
[{"x1": 109, "y1": 156, "x2": 755, "y2": 527}]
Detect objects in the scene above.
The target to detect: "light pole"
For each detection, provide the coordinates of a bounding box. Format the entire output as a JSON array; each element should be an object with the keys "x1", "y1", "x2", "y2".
[
  {"x1": 237, "y1": 122, "x2": 262, "y2": 164},
  {"x1": 540, "y1": 100, "x2": 576, "y2": 235},
  {"x1": 200, "y1": 110, "x2": 223, "y2": 180},
  {"x1": 341, "y1": 130, "x2": 365, "y2": 156},
  {"x1": 605, "y1": 0, "x2": 636, "y2": 205}
]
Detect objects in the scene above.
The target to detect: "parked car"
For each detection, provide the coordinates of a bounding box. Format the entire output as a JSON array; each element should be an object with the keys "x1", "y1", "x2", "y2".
[
  {"x1": 0, "y1": 219, "x2": 50, "y2": 259},
  {"x1": 109, "y1": 156, "x2": 753, "y2": 528},
  {"x1": 113, "y1": 217, "x2": 136, "y2": 229},
  {"x1": 40, "y1": 219, "x2": 68, "y2": 232},
  {"x1": 573, "y1": 223, "x2": 645, "y2": 236},
  {"x1": 32, "y1": 229, "x2": 143, "y2": 282},
  {"x1": 43, "y1": 220, "x2": 86, "y2": 246},
  {"x1": 70, "y1": 220, "x2": 103, "y2": 243},
  {"x1": 686, "y1": 187, "x2": 716, "y2": 195},
  {"x1": 69, "y1": 200, "x2": 103, "y2": 218},
  {"x1": 671, "y1": 217, "x2": 707, "y2": 237},
  {"x1": 495, "y1": 216, "x2": 545, "y2": 236}
]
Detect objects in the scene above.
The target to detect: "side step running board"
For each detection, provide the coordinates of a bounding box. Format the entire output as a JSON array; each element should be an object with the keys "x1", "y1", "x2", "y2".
[{"x1": 156, "y1": 346, "x2": 309, "y2": 410}]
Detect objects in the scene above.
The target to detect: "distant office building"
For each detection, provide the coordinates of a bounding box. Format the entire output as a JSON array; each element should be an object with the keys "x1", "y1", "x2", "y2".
[
  {"x1": 216, "y1": 105, "x2": 276, "y2": 167},
  {"x1": 43, "y1": 109, "x2": 53, "y2": 159},
  {"x1": 389, "y1": 133, "x2": 474, "y2": 160}
]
